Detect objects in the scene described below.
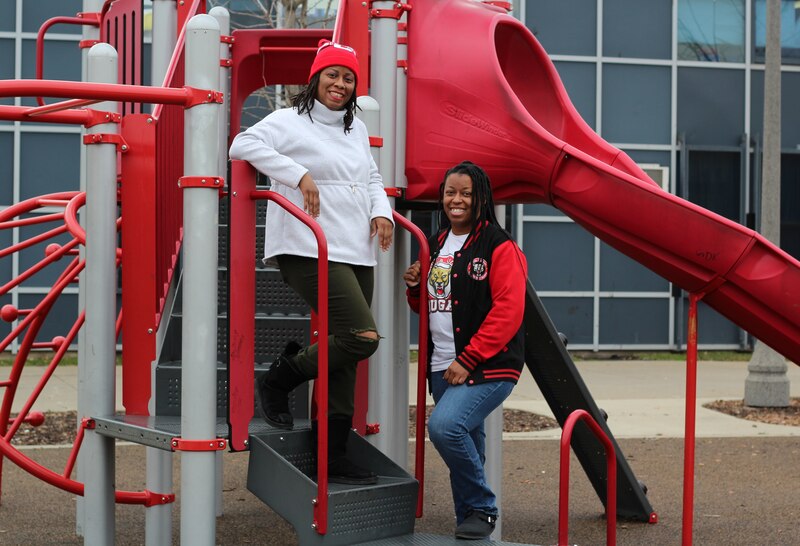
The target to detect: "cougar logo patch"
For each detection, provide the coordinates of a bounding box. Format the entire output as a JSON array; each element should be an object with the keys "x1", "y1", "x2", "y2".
[
  {"x1": 427, "y1": 255, "x2": 454, "y2": 313},
  {"x1": 468, "y1": 258, "x2": 488, "y2": 281}
]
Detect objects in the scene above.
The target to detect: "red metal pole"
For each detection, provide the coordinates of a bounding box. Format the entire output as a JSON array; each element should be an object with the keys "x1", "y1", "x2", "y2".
[
  {"x1": 682, "y1": 293, "x2": 700, "y2": 546},
  {"x1": 392, "y1": 211, "x2": 430, "y2": 518},
  {"x1": 559, "y1": 409, "x2": 617, "y2": 546},
  {"x1": 250, "y1": 189, "x2": 330, "y2": 535}
]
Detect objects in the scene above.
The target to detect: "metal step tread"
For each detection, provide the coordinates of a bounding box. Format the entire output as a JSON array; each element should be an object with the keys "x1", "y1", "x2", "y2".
[
  {"x1": 92, "y1": 414, "x2": 310, "y2": 450},
  {"x1": 354, "y1": 533, "x2": 539, "y2": 546}
]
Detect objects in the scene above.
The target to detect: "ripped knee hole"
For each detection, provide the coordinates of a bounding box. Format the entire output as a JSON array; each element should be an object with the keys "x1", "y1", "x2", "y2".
[{"x1": 352, "y1": 329, "x2": 380, "y2": 342}]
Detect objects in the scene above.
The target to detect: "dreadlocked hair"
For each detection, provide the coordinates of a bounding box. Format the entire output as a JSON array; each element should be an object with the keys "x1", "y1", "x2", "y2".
[
  {"x1": 291, "y1": 71, "x2": 359, "y2": 134},
  {"x1": 436, "y1": 160, "x2": 501, "y2": 232}
]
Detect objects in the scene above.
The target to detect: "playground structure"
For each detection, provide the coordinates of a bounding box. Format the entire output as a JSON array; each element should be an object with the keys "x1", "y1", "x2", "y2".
[{"x1": 1, "y1": 0, "x2": 800, "y2": 545}]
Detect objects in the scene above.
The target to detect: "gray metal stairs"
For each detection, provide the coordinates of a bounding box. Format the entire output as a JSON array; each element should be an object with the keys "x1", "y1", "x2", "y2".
[
  {"x1": 154, "y1": 197, "x2": 311, "y2": 418},
  {"x1": 248, "y1": 427, "x2": 419, "y2": 546}
]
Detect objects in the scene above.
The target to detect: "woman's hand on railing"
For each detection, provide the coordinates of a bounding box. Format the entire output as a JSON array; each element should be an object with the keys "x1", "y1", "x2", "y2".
[{"x1": 403, "y1": 260, "x2": 421, "y2": 288}]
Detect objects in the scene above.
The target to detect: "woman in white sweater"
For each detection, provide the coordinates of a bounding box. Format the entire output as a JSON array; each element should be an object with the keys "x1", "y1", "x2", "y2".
[{"x1": 229, "y1": 41, "x2": 393, "y2": 485}]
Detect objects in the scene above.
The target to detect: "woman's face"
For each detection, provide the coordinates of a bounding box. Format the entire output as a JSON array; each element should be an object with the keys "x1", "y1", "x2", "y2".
[
  {"x1": 442, "y1": 173, "x2": 475, "y2": 235},
  {"x1": 316, "y1": 65, "x2": 356, "y2": 110}
]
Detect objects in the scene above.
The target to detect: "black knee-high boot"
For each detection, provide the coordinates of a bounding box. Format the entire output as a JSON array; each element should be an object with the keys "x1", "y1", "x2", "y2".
[{"x1": 256, "y1": 342, "x2": 305, "y2": 429}]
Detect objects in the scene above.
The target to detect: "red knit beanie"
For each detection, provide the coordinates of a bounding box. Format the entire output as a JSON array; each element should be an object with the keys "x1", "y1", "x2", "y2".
[{"x1": 308, "y1": 40, "x2": 360, "y2": 83}]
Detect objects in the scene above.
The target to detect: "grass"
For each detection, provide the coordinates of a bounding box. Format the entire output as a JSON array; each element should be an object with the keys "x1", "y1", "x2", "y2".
[
  {"x1": 410, "y1": 348, "x2": 751, "y2": 363},
  {"x1": 572, "y1": 350, "x2": 752, "y2": 362},
  {"x1": 0, "y1": 349, "x2": 752, "y2": 368}
]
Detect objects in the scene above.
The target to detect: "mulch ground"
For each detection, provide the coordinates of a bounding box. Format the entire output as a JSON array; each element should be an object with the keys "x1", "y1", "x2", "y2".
[
  {"x1": 10, "y1": 400, "x2": 800, "y2": 446},
  {"x1": 704, "y1": 397, "x2": 800, "y2": 427}
]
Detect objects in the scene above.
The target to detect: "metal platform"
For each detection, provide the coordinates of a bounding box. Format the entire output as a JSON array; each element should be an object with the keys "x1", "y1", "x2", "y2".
[
  {"x1": 354, "y1": 533, "x2": 539, "y2": 546},
  {"x1": 92, "y1": 414, "x2": 311, "y2": 450}
]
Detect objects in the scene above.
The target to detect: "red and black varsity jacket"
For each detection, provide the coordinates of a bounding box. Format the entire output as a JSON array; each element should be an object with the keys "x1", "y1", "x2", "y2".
[{"x1": 407, "y1": 220, "x2": 527, "y2": 387}]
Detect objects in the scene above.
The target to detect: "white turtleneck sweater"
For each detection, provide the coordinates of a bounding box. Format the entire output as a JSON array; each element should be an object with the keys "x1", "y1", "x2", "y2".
[{"x1": 229, "y1": 100, "x2": 393, "y2": 267}]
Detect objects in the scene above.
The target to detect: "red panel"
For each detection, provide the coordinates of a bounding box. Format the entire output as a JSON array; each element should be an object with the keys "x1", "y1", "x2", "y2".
[
  {"x1": 228, "y1": 161, "x2": 257, "y2": 451},
  {"x1": 404, "y1": 0, "x2": 800, "y2": 363},
  {"x1": 121, "y1": 114, "x2": 157, "y2": 415},
  {"x1": 101, "y1": 0, "x2": 143, "y2": 115}
]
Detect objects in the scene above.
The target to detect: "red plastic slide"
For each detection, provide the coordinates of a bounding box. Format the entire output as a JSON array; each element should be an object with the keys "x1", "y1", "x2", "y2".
[{"x1": 405, "y1": 0, "x2": 800, "y2": 364}]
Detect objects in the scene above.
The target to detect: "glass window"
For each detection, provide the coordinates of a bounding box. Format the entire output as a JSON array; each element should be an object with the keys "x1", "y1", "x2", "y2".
[
  {"x1": 678, "y1": 0, "x2": 745, "y2": 62},
  {"x1": 0, "y1": 0, "x2": 14, "y2": 32},
  {"x1": 555, "y1": 61, "x2": 596, "y2": 131},
  {"x1": 0, "y1": 133, "x2": 12, "y2": 205},
  {"x1": 677, "y1": 67, "x2": 745, "y2": 147},
  {"x1": 602, "y1": 64, "x2": 671, "y2": 145},
  {"x1": 603, "y1": 0, "x2": 671, "y2": 59},
  {"x1": 0, "y1": 39, "x2": 13, "y2": 113},
  {"x1": 599, "y1": 298, "x2": 670, "y2": 344},
  {"x1": 20, "y1": 133, "x2": 81, "y2": 201},
  {"x1": 751, "y1": 70, "x2": 800, "y2": 149},
  {"x1": 526, "y1": 0, "x2": 597, "y2": 56},
  {"x1": 539, "y1": 297, "x2": 594, "y2": 345},
  {"x1": 20, "y1": 39, "x2": 82, "y2": 107},
  {"x1": 780, "y1": 153, "x2": 800, "y2": 260},
  {"x1": 19, "y1": 294, "x2": 79, "y2": 344},
  {"x1": 522, "y1": 222, "x2": 595, "y2": 291},
  {"x1": 683, "y1": 150, "x2": 742, "y2": 221},
  {"x1": 599, "y1": 243, "x2": 669, "y2": 292},
  {"x1": 753, "y1": 0, "x2": 800, "y2": 63},
  {"x1": 22, "y1": 0, "x2": 83, "y2": 34}
]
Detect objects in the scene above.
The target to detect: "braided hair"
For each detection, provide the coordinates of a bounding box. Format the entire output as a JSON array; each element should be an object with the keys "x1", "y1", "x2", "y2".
[
  {"x1": 437, "y1": 161, "x2": 501, "y2": 232},
  {"x1": 291, "y1": 71, "x2": 358, "y2": 134}
]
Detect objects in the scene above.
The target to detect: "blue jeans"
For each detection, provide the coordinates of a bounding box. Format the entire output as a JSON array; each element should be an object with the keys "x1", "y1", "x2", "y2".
[{"x1": 428, "y1": 371, "x2": 514, "y2": 524}]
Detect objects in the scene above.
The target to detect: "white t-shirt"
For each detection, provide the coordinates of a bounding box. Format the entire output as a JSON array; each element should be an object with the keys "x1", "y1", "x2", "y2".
[{"x1": 427, "y1": 231, "x2": 469, "y2": 372}]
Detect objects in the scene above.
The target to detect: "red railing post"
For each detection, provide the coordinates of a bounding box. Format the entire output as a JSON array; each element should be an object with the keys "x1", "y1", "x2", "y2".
[
  {"x1": 559, "y1": 409, "x2": 617, "y2": 546},
  {"x1": 391, "y1": 211, "x2": 430, "y2": 518},
  {"x1": 682, "y1": 292, "x2": 701, "y2": 546}
]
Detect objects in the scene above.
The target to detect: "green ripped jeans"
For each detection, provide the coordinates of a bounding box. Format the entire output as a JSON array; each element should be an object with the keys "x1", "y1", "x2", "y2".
[{"x1": 276, "y1": 254, "x2": 380, "y2": 417}]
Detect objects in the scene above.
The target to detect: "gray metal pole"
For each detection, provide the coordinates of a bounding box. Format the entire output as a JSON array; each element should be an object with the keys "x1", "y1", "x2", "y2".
[
  {"x1": 146, "y1": 3, "x2": 179, "y2": 542},
  {"x1": 83, "y1": 42, "x2": 119, "y2": 546},
  {"x1": 145, "y1": 448, "x2": 172, "y2": 545},
  {"x1": 391, "y1": 12, "x2": 411, "y2": 469},
  {"x1": 151, "y1": 0, "x2": 178, "y2": 88},
  {"x1": 484, "y1": 205, "x2": 506, "y2": 540},
  {"x1": 211, "y1": 6, "x2": 231, "y2": 185},
  {"x1": 368, "y1": 0, "x2": 402, "y2": 465},
  {"x1": 745, "y1": 0, "x2": 789, "y2": 407},
  {"x1": 209, "y1": 6, "x2": 230, "y2": 520},
  {"x1": 76, "y1": 1, "x2": 104, "y2": 536},
  {"x1": 180, "y1": 15, "x2": 221, "y2": 546}
]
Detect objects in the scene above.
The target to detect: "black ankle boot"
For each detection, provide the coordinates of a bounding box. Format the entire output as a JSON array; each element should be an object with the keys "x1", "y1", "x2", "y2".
[
  {"x1": 326, "y1": 416, "x2": 378, "y2": 485},
  {"x1": 256, "y1": 342, "x2": 305, "y2": 429}
]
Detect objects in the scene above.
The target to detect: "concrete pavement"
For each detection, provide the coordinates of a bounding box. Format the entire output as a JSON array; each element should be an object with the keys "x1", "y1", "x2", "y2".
[{"x1": 12, "y1": 358, "x2": 800, "y2": 439}]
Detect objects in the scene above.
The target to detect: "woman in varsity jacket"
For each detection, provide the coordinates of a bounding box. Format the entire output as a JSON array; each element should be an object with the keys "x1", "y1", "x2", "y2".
[
  {"x1": 404, "y1": 161, "x2": 527, "y2": 540},
  {"x1": 230, "y1": 40, "x2": 394, "y2": 486}
]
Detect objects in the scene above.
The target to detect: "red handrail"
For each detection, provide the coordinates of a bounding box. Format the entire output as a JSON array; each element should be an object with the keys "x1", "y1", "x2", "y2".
[
  {"x1": 35, "y1": 15, "x2": 101, "y2": 106},
  {"x1": 250, "y1": 189, "x2": 331, "y2": 535},
  {"x1": 559, "y1": 409, "x2": 617, "y2": 546},
  {"x1": 0, "y1": 79, "x2": 218, "y2": 107},
  {"x1": 391, "y1": 211, "x2": 430, "y2": 518}
]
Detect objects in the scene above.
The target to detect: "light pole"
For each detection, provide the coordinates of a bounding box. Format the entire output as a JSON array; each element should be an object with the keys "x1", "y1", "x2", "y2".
[{"x1": 745, "y1": 0, "x2": 790, "y2": 407}]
